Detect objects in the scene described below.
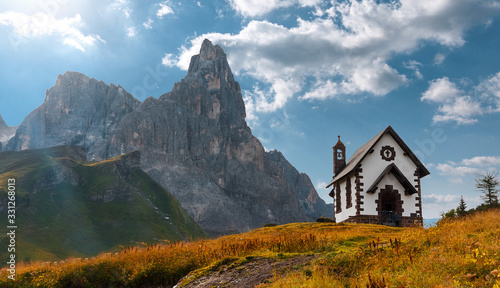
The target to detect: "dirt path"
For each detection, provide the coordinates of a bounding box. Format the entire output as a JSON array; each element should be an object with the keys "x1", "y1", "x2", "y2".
[{"x1": 177, "y1": 255, "x2": 315, "y2": 288}]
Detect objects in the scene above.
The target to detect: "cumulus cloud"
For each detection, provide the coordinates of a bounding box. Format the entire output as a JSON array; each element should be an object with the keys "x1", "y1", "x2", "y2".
[
  {"x1": 171, "y1": 0, "x2": 500, "y2": 118},
  {"x1": 421, "y1": 77, "x2": 483, "y2": 124},
  {"x1": 161, "y1": 53, "x2": 177, "y2": 67},
  {"x1": 436, "y1": 163, "x2": 483, "y2": 177},
  {"x1": 157, "y1": 1, "x2": 174, "y2": 19},
  {"x1": 462, "y1": 156, "x2": 500, "y2": 167},
  {"x1": 421, "y1": 77, "x2": 462, "y2": 102},
  {"x1": 422, "y1": 72, "x2": 500, "y2": 125},
  {"x1": 433, "y1": 155, "x2": 499, "y2": 184},
  {"x1": 0, "y1": 12, "x2": 103, "y2": 52}
]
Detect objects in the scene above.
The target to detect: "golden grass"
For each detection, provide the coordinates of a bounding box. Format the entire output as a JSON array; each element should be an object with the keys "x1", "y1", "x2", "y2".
[
  {"x1": 1, "y1": 209, "x2": 500, "y2": 287},
  {"x1": 260, "y1": 209, "x2": 500, "y2": 288}
]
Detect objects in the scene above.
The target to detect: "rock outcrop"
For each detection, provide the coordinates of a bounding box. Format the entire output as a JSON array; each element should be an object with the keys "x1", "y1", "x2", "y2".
[
  {"x1": 6, "y1": 72, "x2": 140, "y2": 158},
  {"x1": 6, "y1": 39, "x2": 331, "y2": 236},
  {"x1": 0, "y1": 114, "x2": 17, "y2": 150}
]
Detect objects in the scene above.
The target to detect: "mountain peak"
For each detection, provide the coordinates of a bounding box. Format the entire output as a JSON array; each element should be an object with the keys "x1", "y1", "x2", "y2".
[
  {"x1": 187, "y1": 39, "x2": 228, "y2": 75},
  {"x1": 0, "y1": 114, "x2": 7, "y2": 129},
  {"x1": 54, "y1": 71, "x2": 91, "y2": 87},
  {"x1": 163, "y1": 39, "x2": 246, "y2": 125},
  {"x1": 200, "y1": 39, "x2": 218, "y2": 61}
]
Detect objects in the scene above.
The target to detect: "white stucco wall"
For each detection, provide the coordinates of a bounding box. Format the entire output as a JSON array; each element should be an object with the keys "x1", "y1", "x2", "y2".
[
  {"x1": 359, "y1": 134, "x2": 420, "y2": 217},
  {"x1": 334, "y1": 133, "x2": 421, "y2": 221},
  {"x1": 335, "y1": 175, "x2": 357, "y2": 222}
]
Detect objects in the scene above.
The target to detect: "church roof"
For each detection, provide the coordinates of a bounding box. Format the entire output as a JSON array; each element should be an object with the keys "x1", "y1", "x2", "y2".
[{"x1": 326, "y1": 126, "x2": 429, "y2": 188}]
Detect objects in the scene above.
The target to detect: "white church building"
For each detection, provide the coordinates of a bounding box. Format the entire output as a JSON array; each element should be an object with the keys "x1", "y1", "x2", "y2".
[{"x1": 327, "y1": 126, "x2": 429, "y2": 227}]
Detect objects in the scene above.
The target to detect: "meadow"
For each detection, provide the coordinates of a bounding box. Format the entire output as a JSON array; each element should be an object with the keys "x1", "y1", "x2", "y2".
[{"x1": 1, "y1": 209, "x2": 499, "y2": 287}]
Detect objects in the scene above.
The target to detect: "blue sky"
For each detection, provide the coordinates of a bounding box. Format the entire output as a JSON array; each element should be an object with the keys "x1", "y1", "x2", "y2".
[{"x1": 1, "y1": 0, "x2": 500, "y2": 218}]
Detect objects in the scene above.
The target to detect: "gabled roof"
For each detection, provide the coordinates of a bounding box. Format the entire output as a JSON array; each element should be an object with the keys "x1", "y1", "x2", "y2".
[
  {"x1": 326, "y1": 126, "x2": 429, "y2": 188},
  {"x1": 366, "y1": 163, "x2": 418, "y2": 195}
]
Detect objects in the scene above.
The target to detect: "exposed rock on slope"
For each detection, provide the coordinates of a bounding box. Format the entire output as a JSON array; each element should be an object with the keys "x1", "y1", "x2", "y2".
[
  {"x1": 6, "y1": 39, "x2": 331, "y2": 236},
  {"x1": 6, "y1": 72, "x2": 140, "y2": 157},
  {"x1": 0, "y1": 114, "x2": 17, "y2": 150}
]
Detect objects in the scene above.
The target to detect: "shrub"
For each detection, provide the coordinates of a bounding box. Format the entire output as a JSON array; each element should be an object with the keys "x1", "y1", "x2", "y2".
[{"x1": 316, "y1": 216, "x2": 335, "y2": 223}]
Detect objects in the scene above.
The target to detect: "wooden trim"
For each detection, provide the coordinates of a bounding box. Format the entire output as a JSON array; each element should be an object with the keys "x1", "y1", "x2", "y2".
[{"x1": 355, "y1": 167, "x2": 364, "y2": 215}]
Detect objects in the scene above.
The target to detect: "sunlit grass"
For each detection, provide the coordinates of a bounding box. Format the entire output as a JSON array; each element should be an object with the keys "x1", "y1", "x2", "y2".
[{"x1": 1, "y1": 209, "x2": 499, "y2": 287}]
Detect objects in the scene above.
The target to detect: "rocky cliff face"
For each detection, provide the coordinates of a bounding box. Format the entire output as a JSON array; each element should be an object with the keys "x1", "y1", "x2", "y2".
[
  {"x1": 6, "y1": 39, "x2": 331, "y2": 236},
  {"x1": 0, "y1": 114, "x2": 17, "y2": 150},
  {"x1": 6, "y1": 72, "x2": 140, "y2": 158}
]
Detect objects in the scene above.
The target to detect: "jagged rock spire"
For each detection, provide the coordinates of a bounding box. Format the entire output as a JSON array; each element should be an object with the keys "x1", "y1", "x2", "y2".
[{"x1": 163, "y1": 39, "x2": 246, "y2": 126}]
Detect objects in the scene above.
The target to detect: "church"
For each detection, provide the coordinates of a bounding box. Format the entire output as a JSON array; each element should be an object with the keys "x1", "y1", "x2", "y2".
[{"x1": 326, "y1": 126, "x2": 429, "y2": 227}]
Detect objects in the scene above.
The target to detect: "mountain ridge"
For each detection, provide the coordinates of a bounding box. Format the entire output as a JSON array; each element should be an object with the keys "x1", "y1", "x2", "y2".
[
  {"x1": 5, "y1": 39, "x2": 331, "y2": 236},
  {"x1": 0, "y1": 145, "x2": 207, "y2": 261}
]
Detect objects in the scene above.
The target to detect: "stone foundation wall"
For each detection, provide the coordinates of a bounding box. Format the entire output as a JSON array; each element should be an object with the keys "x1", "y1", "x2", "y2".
[{"x1": 341, "y1": 214, "x2": 423, "y2": 227}]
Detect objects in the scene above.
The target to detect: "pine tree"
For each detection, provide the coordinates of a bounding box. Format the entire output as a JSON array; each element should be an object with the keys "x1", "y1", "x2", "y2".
[
  {"x1": 456, "y1": 196, "x2": 467, "y2": 217},
  {"x1": 475, "y1": 171, "x2": 499, "y2": 207}
]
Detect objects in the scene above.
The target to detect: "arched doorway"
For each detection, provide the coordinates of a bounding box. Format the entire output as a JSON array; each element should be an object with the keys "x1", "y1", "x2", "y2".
[{"x1": 377, "y1": 185, "x2": 402, "y2": 226}]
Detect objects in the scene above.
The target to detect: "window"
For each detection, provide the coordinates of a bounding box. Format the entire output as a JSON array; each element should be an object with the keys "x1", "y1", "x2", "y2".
[
  {"x1": 335, "y1": 183, "x2": 342, "y2": 213},
  {"x1": 337, "y1": 149, "x2": 343, "y2": 160},
  {"x1": 346, "y1": 177, "x2": 352, "y2": 208}
]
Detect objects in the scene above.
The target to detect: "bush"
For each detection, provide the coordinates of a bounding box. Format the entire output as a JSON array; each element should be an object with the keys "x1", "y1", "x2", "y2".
[{"x1": 316, "y1": 216, "x2": 335, "y2": 223}]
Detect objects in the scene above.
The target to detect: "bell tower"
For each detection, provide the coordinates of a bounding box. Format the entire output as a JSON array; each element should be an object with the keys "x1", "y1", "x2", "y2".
[{"x1": 333, "y1": 135, "x2": 346, "y2": 175}]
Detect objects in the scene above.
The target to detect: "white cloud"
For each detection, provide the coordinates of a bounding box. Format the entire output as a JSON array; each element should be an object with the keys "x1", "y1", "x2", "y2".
[
  {"x1": 423, "y1": 194, "x2": 460, "y2": 204},
  {"x1": 403, "y1": 60, "x2": 423, "y2": 80},
  {"x1": 433, "y1": 53, "x2": 446, "y2": 65},
  {"x1": 476, "y1": 71, "x2": 500, "y2": 111},
  {"x1": 301, "y1": 80, "x2": 340, "y2": 101},
  {"x1": 436, "y1": 163, "x2": 483, "y2": 178},
  {"x1": 432, "y1": 155, "x2": 499, "y2": 184},
  {"x1": 143, "y1": 18, "x2": 153, "y2": 29},
  {"x1": 161, "y1": 53, "x2": 177, "y2": 67},
  {"x1": 171, "y1": 0, "x2": 500, "y2": 118},
  {"x1": 111, "y1": 0, "x2": 132, "y2": 18},
  {"x1": 216, "y1": 9, "x2": 224, "y2": 19},
  {"x1": 127, "y1": 26, "x2": 136, "y2": 37},
  {"x1": 462, "y1": 156, "x2": 500, "y2": 167},
  {"x1": 243, "y1": 92, "x2": 258, "y2": 124},
  {"x1": 421, "y1": 77, "x2": 483, "y2": 125},
  {"x1": 0, "y1": 12, "x2": 103, "y2": 52},
  {"x1": 421, "y1": 77, "x2": 462, "y2": 102},
  {"x1": 157, "y1": 2, "x2": 174, "y2": 19},
  {"x1": 228, "y1": 0, "x2": 321, "y2": 17},
  {"x1": 433, "y1": 96, "x2": 482, "y2": 124}
]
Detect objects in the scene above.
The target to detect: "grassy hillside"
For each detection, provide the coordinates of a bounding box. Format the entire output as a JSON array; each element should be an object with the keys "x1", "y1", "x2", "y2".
[
  {"x1": 0, "y1": 146, "x2": 207, "y2": 263},
  {"x1": 1, "y1": 208, "x2": 499, "y2": 287}
]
